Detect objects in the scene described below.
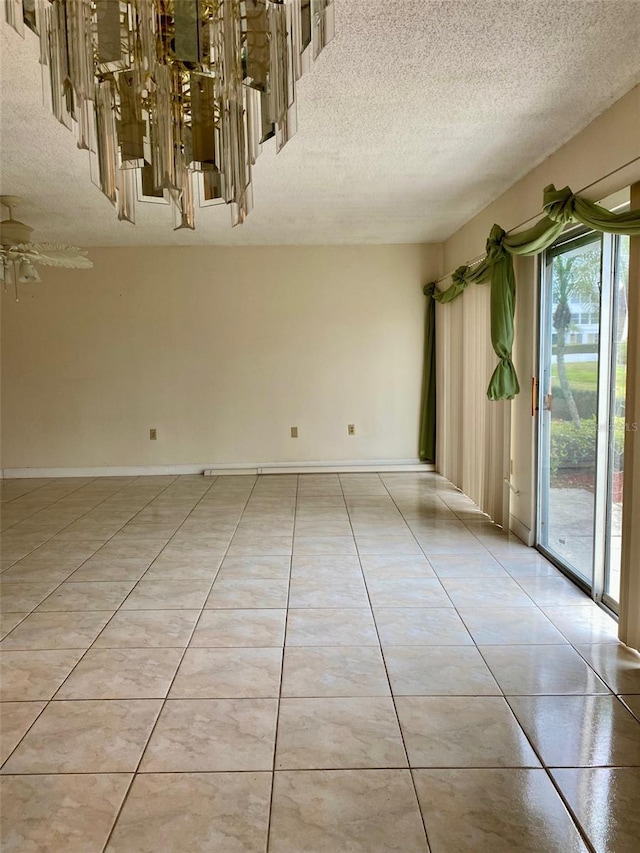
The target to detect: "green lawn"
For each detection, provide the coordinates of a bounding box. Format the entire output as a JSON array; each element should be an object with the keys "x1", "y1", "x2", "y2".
[{"x1": 552, "y1": 359, "x2": 626, "y2": 396}]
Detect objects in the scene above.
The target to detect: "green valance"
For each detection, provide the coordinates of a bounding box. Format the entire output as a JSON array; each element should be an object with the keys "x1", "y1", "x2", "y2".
[
  {"x1": 419, "y1": 182, "x2": 640, "y2": 461},
  {"x1": 543, "y1": 184, "x2": 640, "y2": 235},
  {"x1": 432, "y1": 257, "x2": 491, "y2": 304}
]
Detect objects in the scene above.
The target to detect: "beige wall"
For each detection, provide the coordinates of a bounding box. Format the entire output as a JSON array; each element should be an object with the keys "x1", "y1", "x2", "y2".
[
  {"x1": 437, "y1": 83, "x2": 640, "y2": 536},
  {"x1": 1, "y1": 244, "x2": 441, "y2": 471}
]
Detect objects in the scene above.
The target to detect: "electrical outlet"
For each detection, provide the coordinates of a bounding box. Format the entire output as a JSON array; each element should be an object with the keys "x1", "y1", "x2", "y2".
[
  {"x1": 150, "y1": 428, "x2": 157, "y2": 440},
  {"x1": 290, "y1": 426, "x2": 298, "y2": 438},
  {"x1": 348, "y1": 424, "x2": 356, "y2": 436}
]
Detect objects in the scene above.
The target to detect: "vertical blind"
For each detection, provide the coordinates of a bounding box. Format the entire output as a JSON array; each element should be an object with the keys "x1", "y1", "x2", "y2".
[{"x1": 436, "y1": 277, "x2": 510, "y2": 526}]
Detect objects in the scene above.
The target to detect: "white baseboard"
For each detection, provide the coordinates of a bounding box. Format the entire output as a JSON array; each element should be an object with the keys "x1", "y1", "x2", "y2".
[
  {"x1": 1, "y1": 464, "x2": 211, "y2": 479},
  {"x1": 205, "y1": 459, "x2": 431, "y2": 475},
  {"x1": 509, "y1": 514, "x2": 534, "y2": 546},
  {"x1": 1, "y1": 459, "x2": 434, "y2": 479}
]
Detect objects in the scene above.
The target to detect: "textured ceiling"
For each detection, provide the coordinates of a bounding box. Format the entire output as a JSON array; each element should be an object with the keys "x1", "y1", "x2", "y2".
[{"x1": 1, "y1": 0, "x2": 639, "y2": 247}]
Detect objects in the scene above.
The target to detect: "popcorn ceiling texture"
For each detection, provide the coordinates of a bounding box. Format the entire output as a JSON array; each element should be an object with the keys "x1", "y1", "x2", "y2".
[{"x1": 1, "y1": 0, "x2": 639, "y2": 247}]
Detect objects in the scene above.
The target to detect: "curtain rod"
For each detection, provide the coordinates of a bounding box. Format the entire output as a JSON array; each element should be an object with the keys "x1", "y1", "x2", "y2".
[{"x1": 433, "y1": 154, "x2": 640, "y2": 287}]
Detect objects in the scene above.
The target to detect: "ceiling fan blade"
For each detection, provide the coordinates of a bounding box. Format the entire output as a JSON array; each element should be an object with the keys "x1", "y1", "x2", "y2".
[{"x1": 13, "y1": 243, "x2": 94, "y2": 269}]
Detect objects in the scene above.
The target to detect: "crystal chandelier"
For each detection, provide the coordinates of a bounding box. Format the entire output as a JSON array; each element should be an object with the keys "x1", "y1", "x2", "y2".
[{"x1": 5, "y1": 0, "x2": 335, "y2": 230}]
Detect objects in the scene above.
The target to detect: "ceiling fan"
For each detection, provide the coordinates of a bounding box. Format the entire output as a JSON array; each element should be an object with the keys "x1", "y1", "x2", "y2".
[{"x1": 0, "y1": 196, "x2": 93, "y2": 299}]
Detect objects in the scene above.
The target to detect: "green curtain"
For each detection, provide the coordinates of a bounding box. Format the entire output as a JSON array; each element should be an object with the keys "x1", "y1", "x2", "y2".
[
  {"x1": 482, "y1": 219, "x2": 564, "y2": 398},
  {"x1": 484, "y1": 226, "x2": 520, "y2": 399},
  {"x1": 425, "y1": 183, "x2": 640, "y2": 403},
  {"x1": 419, "y1": 282, "x2": 437, "y2": 462},
  {"x1": 543, "y1": 184, "x2": 640, "y2": 235}
]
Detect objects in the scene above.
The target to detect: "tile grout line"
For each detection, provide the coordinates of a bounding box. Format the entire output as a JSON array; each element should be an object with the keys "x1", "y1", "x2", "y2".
[
  {"x1": 6, "y1": 689, "x2": 625, "y2": 701},
  {"x1": 472, "y1": 645, "x2": 598, "y2": 853},
  {"x1": 0, "y1": 481, "x2": 58, "y2": 533},
  {"x1": 264, "y1": 473, "x2": 297, "y2": 853},
  {"x1": 1, "y1": 761, "x2": 635, "y2": 777},
  {"x1": 376, "y1": 476, "x2": 461, "y2": 613},
  {"x1": 495, "y1": 571, "x2": 624, "y2": 693},
  {"x1": 103, "y1": 480, "x2": 225, "y2": 613},
  {"x1": 1, "y1": 476, "x2": 103, "y2": 566},
  {"x1": 379, "y1": 477, "x2": 477, "y2": 648},
  {"x1": 0, "y1": 476, "x2": 100, "y2": 536},
  {"x1": 4, "y1": 473, "x2": 171, "y2": 560},
  {"x1": 507, "y1": 698, "x2": 599, "y2": 853},
  {"x1": 1, "y1": 477, "x2": 58, "y2": 507},
  {"x1": 339, "y1": 472, "x2": 432, "y2": 852}
]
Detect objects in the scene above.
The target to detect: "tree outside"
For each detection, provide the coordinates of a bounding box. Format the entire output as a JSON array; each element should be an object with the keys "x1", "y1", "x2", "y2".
[{"x1": 551, "y1": 245, "x2": 601, "y2": 430}]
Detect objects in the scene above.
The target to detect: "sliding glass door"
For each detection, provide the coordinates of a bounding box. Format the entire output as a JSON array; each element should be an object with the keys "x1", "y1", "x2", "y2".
[
  {"x1": 538, "y1": 233, "x2": 602, "y2": 588},
  {"x1": 538, "y1": 229, "x2": 630, "y2": 611},
  {"x1": 604, "y1": 235, "x2": 630, "y2": 604}
]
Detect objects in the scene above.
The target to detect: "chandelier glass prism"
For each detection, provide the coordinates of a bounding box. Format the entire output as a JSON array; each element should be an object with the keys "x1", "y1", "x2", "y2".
[{"x1": 6, "y1": 0, "x2": 335, "y2": 230}]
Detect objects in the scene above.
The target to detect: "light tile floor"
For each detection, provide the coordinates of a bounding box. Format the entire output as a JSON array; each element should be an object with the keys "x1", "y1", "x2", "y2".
[{"x1": 1, "y1": 472, "x2": 639, "y2": 852}]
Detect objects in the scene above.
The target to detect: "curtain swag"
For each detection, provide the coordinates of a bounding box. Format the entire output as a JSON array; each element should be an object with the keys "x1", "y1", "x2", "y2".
[{"x1": 419, "y1": 183, "x2": 640, "y2": 459}]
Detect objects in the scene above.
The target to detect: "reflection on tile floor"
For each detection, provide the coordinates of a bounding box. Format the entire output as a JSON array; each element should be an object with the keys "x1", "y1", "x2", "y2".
[{"x1": 1, "y1": 472, "x2": 639, "y2": 852}]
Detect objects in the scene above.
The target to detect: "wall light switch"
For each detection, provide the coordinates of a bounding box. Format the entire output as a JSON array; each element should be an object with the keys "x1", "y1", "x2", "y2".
[
  {"x1": 348, "y1": 424, "x2": 356, "y2": 435},
  {"x1": 150, "y1": 428, "x2": 157, "y2": 440},
  {"x1": 290, "y1": 426, "x2": 298, "y2": 438}
]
